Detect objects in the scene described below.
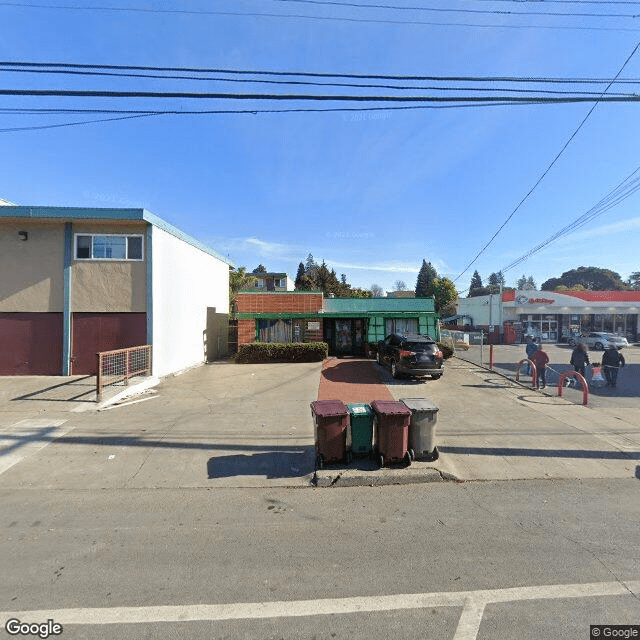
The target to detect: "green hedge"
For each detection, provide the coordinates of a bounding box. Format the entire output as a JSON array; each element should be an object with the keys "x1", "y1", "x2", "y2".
[
  {"x1": 437, "y1": 342, "x2": 454, "y2": 360},
  {"x1": 235, "y1": 342, "x2": 328, "y2": 364}
]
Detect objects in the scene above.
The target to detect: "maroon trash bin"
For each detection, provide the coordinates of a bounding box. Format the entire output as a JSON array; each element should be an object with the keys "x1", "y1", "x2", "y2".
[
  {"x1": 310, "y1": 400, "x2": 349, "y2": 468},
  {"x1": 371, "y1": 400, "x2": 412, "y2": 467}
]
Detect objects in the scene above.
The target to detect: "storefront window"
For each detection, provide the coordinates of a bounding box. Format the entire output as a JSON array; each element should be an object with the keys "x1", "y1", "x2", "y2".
[{"x1": 258, "y1": 319, "x2": 292, "y2": 343}]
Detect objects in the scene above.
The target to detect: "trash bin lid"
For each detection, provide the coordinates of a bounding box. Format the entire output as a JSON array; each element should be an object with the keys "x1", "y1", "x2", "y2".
[
  {"x1": 311, "y1": 399, "x2": 348, "y2": 417},
  {"x1": 347, "y1": 403, "x2": 373, "y2": 416},
  {"x1": 370, "y1": 400, "x2": 411, "y2": 416},
  {"x1": 399, "y1": 398, "x2": 439, "y2": 413}
]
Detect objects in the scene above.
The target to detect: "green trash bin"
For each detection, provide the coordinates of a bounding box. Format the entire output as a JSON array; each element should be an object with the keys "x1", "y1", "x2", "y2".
[{"x1": 347, "y1": 403, "x2": 374, "y2": 458}]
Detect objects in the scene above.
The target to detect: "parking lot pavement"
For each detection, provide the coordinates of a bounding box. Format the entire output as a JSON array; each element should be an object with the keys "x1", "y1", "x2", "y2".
[
  {"x1": 383, "y1": 355, "x2": 640, "y2": 482},
  {"x1": 456, "y1": 343, "x2": 640, "y2": 410},
  {"x1": 1, "y1": 353, "x2": 639, "y2": 490},
  {"x1": 0, "y1": 361, "x2": 322, "y2": 490}
]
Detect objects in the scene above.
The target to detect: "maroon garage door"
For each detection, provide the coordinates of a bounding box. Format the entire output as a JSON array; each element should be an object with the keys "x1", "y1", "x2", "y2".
[
  {"x1": 0, "y1": 312, "x2": 63, "y2": 375},
  {"x1": 72, "y1": 313, "x2": 147, "y2": 375}
]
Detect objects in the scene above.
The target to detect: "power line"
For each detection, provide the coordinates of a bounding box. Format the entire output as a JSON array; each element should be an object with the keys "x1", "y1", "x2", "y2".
[
  {"x1": 500, "y1": 164, "x2": 640, "y2": 273},
  {"x1": 2, "y1": 66, "x2": 635, "y2": 95},
  {"x1": 0, "y1": 101, "x2": 565, "y2": 133},
  {"x1": 2, "y1": 88, "x2": 640, "y2": 102},
  {"x1": 1, "y1": 1, "x2": 639, "y2": 32},
  {"x1": 274, "y1": 0, "x2": 640, "y2": 19},
  {"x1": 4, "y1": 60, "x2": 640, "y2": 85},
  {"x1": 452, "y1": 40, "x2": 640, "y2": 283}
]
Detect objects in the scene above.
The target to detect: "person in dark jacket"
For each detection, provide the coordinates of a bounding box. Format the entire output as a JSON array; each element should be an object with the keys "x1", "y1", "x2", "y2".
[
  {"x1": 525, "y1": 336, "x2": 538, "y2": 375},
  {"x1": 602, "y1": 345, "x2": 625, "y2": 387},
  {"x1": 570, "y1": 343, "x2": 590, "y2": 377}
]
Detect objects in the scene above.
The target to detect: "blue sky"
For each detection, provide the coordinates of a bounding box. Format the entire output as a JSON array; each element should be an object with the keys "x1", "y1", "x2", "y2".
[{"x1": 2, "y1": 1, "x2": 640, "y2": 294}]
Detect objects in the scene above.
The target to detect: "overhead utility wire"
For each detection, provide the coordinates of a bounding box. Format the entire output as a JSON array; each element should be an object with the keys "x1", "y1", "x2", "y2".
[
  {"x1": 0, "y1": 66, "x2": 634, "y2": 95},
  {"x1": 2, "y1": 89, "x2": 640, "y2": 102},
  {"x1": 452, "y1": 40, "x2": 640, "y2": 284},
  {"x1": 479, "y1": 0, "x2": 640, "y2": 5},
  {"x1": 500, "y1": 165, "x2": 640, "y2": 273},
  {"x1": 0, "y1": 102, "x2": 554, "y2": 133},
  {"x1": 0, "y1": 2, "x2": 638, "y2": 32},
  {"x1": 274, "y1": 0, "x2": 640, "y2": 19},
  {"x1": 4, "y1": 61, "x2": 640, "y2": 85}
]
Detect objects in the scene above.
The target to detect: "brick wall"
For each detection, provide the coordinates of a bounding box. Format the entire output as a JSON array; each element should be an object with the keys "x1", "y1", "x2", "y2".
[
  {"x1": 238, "y1": 319, "x2": 256, "y2": 345},
  {"x1": 236, "y1": 292, "x2": 323, "y2": 314}
]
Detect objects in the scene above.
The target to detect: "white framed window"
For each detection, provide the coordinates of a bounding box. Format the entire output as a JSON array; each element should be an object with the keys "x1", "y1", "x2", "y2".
[
  {"x1": 255, "y1": 279, "x2": 265, "y2": 288},
  {"x1": 274, "y1": 278, "x2": 286, "y2": 288},
  {"x1": 75, "y1": 234, "x2": 144, "y2": 261}
]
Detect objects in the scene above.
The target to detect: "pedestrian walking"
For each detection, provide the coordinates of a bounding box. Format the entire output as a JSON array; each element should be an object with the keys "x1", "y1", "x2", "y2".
[
  {"x1": 601, "y1": 345, "x2": 625, "y2": 387},
  {"x1": 525, "y1": 335, "x2": 538, "y2": 375},
  {"x1": 530, "y1": 345, "x2": 549, "y2": 389},
  {"x1": 570, "y1": 342, "x2": 590, "y2": 377}
]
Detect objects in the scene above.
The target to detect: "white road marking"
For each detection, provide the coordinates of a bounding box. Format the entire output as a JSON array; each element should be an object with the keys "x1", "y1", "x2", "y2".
[
  {"x1": 453, "y1": 597, "x2": 486, "y2": 640},
  {"x1": 0, "y1": 418, "x2": 69, "y2": 476},
  {"x1": 1, "y1": 580, "x2": 637, "y2": 628}
]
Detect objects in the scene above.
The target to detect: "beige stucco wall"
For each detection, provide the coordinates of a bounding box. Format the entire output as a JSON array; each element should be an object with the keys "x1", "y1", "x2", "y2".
[
  {"x1": 71, "y1": 223, "x2": 147, "y2": 312},
  {"x1": 0, "y1": 222, "x2": 64, "y2": 312}
]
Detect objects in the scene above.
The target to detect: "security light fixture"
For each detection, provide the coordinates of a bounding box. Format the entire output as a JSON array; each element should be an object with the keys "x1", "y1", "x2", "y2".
[{"x1": 18, "y1": 231, "x2": 28, "y2": 241}]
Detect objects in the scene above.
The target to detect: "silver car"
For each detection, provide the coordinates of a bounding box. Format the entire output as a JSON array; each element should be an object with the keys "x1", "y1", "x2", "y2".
[{"x1": 582, "y1": 332, "x2": 628, "y2": 350}]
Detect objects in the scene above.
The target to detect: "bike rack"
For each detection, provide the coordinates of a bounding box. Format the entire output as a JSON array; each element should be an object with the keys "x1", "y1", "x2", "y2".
[
  {"x1": 557, "y1": 371, "x2": 589, "y2": 406},
  {"x1": 515, "y1": 359, "x2": 537, "y2": 388}
]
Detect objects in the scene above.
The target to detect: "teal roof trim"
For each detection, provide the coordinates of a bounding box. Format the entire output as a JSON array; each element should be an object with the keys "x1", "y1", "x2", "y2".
[
  {"x1": 324, "y1": 297, "x2": 435, "y2": 313},
  {"x1": 0, "y1": 206, "x2": 233, "y2": 266}
]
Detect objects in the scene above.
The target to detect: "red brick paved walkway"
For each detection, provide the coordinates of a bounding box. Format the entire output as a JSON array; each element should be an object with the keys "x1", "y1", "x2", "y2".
[{"x1": 317, "y1": 357, "x2": 394, "y2": 404}]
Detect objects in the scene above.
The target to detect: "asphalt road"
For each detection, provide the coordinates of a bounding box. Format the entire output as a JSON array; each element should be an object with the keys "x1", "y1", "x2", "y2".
[
  {"x1": 454, "y1": 344, "x2": 640, "y2": 410},
  {"x1": 1, "y1": 480, "x2": 638, "y2": 640}
]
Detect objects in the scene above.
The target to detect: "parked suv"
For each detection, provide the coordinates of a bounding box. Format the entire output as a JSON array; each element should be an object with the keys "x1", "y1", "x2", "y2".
[
  {"x1": 582, "y1": 332, "x2": 628, "y2": 350},
  {"x1": 376, "y1": 333, "x2": 444, "y2": 380}
]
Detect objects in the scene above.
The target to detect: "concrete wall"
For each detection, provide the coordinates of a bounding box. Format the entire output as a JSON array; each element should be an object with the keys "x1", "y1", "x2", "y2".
[
  {"x1": 72, "y1": 223, "x2": 146, "y2": 312},
  {"x1": 0, "y1": 222, "x2": 64, "y2": 312},
  {"x1": 151, "y1": 226, "x2": 229, "y2": 377}
]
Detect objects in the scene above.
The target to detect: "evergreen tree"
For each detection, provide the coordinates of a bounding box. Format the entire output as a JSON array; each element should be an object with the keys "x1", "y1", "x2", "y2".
[
  {"x1": 294, "y1": 262, "x2": 305, "y2": 289},
  {"x1": 253, "y1": 264, "x2": 267, "y2": 274},
  {"x1": 305, "y1": 253, "x2": 317, "y2": 274},
  {"x1": 468, "y1": 270, "x2": 483, "y2": 297},
  {"x1": 415, "y1": 259, "x2": 438, "y2": 297}
]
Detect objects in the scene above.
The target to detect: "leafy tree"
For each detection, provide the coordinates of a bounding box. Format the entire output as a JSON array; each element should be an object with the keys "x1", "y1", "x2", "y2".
[
  {"x1": 229, "y1": 267, "x2": 256, "y2": 312},
  {"x1": 468, "y1": 285, "x2": 494, "y2": 298},
  {"x1": 415, "y1": 260, "x2": 438, "y2": 297},
  {"x1": 433, "y1": 277, "x2": 458, "y2": 313},
  {"x1": 370, "y1": 284, "x2": 384, "y2": 297},
  {"x1": 540, "y1": 266, "x2": 629, "y2": 291},
  {"x1": 394, "y1": 280, "x2": 407, "y2": 291},
  {"x1": 252, "y1": 264, "x2": 267, "y2": 274},
  {"x1": 296, "y1": 274, "x2": 317, "y2": 291},
  {"x1": 294, "y1": 262, "x2": 306, "y2": 289},
  {"x1": 627, "y1": 271, "x2": 640, "y2": 290}
]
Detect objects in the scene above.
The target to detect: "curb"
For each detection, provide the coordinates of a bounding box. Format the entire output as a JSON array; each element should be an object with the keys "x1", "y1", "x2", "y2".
[{"x1": 311, "y1": 463, "x2": 461, "y2": 488}]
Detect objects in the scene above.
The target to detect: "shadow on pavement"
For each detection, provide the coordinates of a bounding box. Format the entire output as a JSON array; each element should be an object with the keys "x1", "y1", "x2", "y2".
[
  {"x1": 10, "y1": 376, "x2": 96, "y2": 403},
  {"x1": 321, "y1": 360, "x2": 384, "y2": 385},
  {"x1": 207, "y1": 448, "x2": 314, "y2": 479}
]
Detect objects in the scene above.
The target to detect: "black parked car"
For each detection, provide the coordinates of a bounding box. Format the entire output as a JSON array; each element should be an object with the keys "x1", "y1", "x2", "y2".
[{"x1": 376, "y1": 333, "x2": 444, "y2": 380}]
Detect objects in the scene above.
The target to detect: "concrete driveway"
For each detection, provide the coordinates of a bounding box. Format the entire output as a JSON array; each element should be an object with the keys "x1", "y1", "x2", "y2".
[{"x1": 1, "y1": 353, "x2": 639, "y2": 489}]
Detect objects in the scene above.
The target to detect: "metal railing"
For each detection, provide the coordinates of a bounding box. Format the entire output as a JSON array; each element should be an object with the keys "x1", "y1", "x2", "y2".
[{"x1": 96, "y1": 345, "x2": 152, "y2": 401}]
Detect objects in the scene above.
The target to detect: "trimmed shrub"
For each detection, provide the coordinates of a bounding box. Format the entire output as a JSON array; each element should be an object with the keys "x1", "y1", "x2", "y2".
[
  {"x1": 437, "y1": 342, "x2": 454, "y2": 360},
  {"x1": 235, "y1": 342, "x2": 328, "y2": 364}
]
